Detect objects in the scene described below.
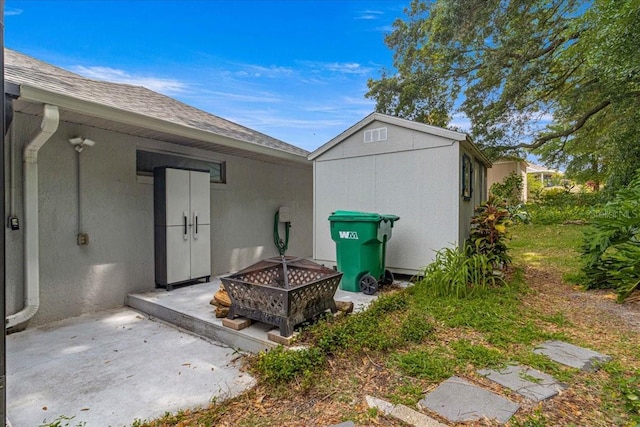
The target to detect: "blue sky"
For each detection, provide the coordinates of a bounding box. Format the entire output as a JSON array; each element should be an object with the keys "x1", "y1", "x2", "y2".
[{"x1": 4, "y1": 0, "x2": 426, "y2": 152}]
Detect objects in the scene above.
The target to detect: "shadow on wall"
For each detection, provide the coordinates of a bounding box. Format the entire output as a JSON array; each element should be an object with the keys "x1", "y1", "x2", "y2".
[{"x1": 230, "y1": 246, "x2": 265, "y2": 273}]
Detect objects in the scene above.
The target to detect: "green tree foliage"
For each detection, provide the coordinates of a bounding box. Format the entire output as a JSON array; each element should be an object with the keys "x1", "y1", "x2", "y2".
[
  {"x1": 490, "y1": 172, "x2": 524, "y2": 206},
  {"x1": 582, "y1": 170, "x2": 640, "y2": 301},
  {"x1": 367, "y1": 0, "x2": 640, "y2": 190}
]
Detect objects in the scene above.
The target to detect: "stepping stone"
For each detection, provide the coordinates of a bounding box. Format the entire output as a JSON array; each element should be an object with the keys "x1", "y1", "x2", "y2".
[
  {"x1": 478, "y1": 364, "x2": 566, "y2": 402},
  {"x1": 533, "y1": 340, "x2": 612, "y2": 371},
  {"x1": 366, "y1": 395, "x2": 446, "y2": 426},
  {"x1": 328, "y1": 422, "x2": 355, "y2": 427},
  {"x1": 418, "y1": 376, "x2": 519, "y2": 424}
]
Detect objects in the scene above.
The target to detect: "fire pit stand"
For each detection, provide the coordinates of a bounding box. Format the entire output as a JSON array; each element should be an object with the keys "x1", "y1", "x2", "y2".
[{"x1": 221, "y1": 256, "x2": 342, "y2": 336}]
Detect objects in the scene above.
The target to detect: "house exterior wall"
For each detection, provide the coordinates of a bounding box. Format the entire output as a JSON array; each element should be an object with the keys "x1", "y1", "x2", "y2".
[
  {"x1": 487, "y1": 160, "x2": 528, "y2": 202},
  {"x1": 312, "y1": 121, "x2": 460, "y2": 275},
  {"x1": 7, "y1": 112, "x2": 312, "y2": 327}
]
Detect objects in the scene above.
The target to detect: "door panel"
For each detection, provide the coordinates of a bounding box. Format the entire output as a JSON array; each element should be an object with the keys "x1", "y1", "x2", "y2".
[
  {"x1": 165, "y1": 168, "x2": 190, "y2": 226},
  {"x1": 190, "y1": 224, "x2": 211, "y2": 279},
  {"x1": 189, "y1": 171, "x2": 210, "y2": 225},
  {"x1": 166, "y1": 226, "x2": 190, "y2": 283}
]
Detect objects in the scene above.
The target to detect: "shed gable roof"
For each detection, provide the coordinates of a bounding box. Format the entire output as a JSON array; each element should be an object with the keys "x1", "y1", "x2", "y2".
[
  {"x1": 5, "y1": 49, "x2": 309, "y2": 160},
  {"x1": 308, "y1": 113, "x2": 488, "y2": 164}
]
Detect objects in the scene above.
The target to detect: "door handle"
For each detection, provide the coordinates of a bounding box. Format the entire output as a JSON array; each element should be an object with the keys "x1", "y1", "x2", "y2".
[
  {"x1": 183, "y1": 211, "x2": 188, "y2": 240},
  {"x1": 193, "y1": 211, "x2": 199, "y2": 238}
]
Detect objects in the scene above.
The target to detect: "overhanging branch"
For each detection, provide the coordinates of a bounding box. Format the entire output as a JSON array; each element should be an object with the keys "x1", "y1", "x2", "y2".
[{"x1": 519, "y1": 99, "x2": 611, "y2": 149}]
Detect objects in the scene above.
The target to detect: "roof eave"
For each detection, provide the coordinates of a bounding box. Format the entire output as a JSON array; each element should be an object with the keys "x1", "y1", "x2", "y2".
[
  {"x1": 463, "y1": 136, "x2": 492, "y2": 168},
  {"x1": 308, "y1": 112, "x2": 469, "y2": 160},
  {"x1": 17, "y1": 84, "x2": 310, "y2": 165}
]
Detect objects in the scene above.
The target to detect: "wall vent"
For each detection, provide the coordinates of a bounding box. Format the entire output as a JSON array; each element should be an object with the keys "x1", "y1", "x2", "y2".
[{"x1": 364, "y1": 127, "x2": 387, "y2": 143}]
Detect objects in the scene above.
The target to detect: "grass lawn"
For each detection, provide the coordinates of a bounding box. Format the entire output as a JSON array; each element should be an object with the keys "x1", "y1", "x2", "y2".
[{"x1": 138, "y1": 224, "x2": 640, "y2": 427}]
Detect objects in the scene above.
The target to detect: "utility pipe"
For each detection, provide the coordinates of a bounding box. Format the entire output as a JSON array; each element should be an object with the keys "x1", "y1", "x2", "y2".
[{"x1": 6, "y1": 104, "x2": 59, "y2": 329}]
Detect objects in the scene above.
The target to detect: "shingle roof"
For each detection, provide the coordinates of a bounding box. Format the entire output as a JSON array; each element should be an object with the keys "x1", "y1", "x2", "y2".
[{"x1": 4, "y1": 48, "x2": 309, "y2": 157}]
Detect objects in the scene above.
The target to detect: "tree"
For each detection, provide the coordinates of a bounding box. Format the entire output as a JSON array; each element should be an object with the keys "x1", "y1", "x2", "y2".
[{"x1": 367, "y1": 0, "x2": 640, "y2": 190}]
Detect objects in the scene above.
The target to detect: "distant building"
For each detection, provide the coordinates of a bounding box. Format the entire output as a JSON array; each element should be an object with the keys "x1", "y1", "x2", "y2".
[
  {"x1": 487, "y1": 158, "x2": 528, "y2": 202},
  {"x1": 526, "y1": 163, "x2": 564, "y2": 188}
]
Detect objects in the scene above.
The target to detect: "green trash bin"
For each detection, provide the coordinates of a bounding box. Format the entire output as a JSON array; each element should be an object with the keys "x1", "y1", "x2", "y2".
[{"x1": 328, "y1": 210, "x2": 400, "y2": 294}]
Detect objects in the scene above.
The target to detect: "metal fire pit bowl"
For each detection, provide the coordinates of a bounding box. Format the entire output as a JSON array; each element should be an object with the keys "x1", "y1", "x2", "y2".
[{"x1": 221, "y1": 256, "x2": 342, "y2": 337}]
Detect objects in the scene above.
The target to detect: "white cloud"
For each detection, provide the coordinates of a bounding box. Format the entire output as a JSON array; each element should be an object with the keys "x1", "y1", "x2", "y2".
[
  {"x1": 5, "y1": 8, "x2": 23, "y2": 16},
  {"x1": 233, "y1": 63, "x2": 294, "y2": 79},
  {"x1": 325, "y1": 62, "x2": 372, "y2": 74},
  {"x1": 198, "y1": 90, "x2": 282, "y2": 104},
  {"x1": 355, "y1": 10, "x2": 383, "y2": 20},
  {"x1": 301, "y1": 61, "x2": 373, "y2": 75},
  {"x1": 70, "y1": 65, "x2": 188, "y2": 95},
  {"x1": 449, "y1": 113, "x2": 472, "y2": 133},
  {"x1": 374, "y1": 25, "x2": 395, "y2": 33}
]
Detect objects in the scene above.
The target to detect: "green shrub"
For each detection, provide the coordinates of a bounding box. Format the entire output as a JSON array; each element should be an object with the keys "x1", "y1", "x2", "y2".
[
  {"x1": 525, "y1": 189, "x2": 610, "y2": 224},
  {"x1": 468, "y1": 195, "x2": 512, "y2": 268},
  {"x1": 490, "y1": 172, "x2": 524, "y2": 206},
  {"x1": 527, "y1": 174, "x2": 544, "y2": 200},
  {"x1": 310, "y1": 291, "x2": 434, "y2": 355},
  {"x1": 254, "y1": 346, "x2": 326, "y2": 385},
  {"x1": 418, "y1": 245, "x2": 502, "y2": 298},
  {"x1": 582, "y1": 169, "x2": 640, "y2": 301}
]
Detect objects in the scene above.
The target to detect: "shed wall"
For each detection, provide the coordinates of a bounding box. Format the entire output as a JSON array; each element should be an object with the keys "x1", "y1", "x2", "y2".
[
  {"x1": 7, "y1": 112, "x2": 312, "y2": 327},
  {"x1": 458, "y1": 146, "x2": 489, "y2": 245}
]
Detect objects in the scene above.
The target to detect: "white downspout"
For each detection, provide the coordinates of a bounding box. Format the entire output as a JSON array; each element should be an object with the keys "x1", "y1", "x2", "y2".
[{"x1": 6, "y1": 104, "x2": 60, "y2": 329}]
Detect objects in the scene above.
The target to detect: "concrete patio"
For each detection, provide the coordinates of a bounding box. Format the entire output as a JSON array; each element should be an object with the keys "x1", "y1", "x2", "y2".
[{"x1": 7, "y1": 278, "x2": 378, "y2": 426}]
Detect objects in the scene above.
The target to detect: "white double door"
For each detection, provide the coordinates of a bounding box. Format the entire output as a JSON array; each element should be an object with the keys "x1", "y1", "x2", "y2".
[{"x1": 164, "y1": 168, "x2": 211, "y2": 283}]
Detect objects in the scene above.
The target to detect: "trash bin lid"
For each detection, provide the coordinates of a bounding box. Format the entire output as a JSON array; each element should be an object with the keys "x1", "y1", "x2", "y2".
[
  {"x1": 328, "y1": 210, "x2": 383, "y2": 222},
  {"x1": 380, "y1": 214, "x2": 400, "y2": 223}
]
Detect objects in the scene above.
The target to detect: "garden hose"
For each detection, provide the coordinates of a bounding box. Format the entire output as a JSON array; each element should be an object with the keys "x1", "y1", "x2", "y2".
[{"x1": 273, "y1": 210, "x2": 291, "y2": 256}]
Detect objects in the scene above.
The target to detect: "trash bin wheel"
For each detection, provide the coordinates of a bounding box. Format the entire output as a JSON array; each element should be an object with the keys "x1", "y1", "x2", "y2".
[
  {"x1": 383, "y1": 269, "x2": 394, "y2": 286},
  {"x1": 360, "y1": 274, "x2": 378, "y2": 295}
]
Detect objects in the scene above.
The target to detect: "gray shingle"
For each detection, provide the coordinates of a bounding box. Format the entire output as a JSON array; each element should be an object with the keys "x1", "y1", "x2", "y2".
[{"x1": 5, "y1": 48, "x2": 308, "y2": 157}]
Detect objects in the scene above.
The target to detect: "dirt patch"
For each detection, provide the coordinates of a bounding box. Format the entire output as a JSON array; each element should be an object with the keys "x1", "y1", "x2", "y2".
[{"x1": 523, "y1": 265, "x2": 640, "y2": 340}]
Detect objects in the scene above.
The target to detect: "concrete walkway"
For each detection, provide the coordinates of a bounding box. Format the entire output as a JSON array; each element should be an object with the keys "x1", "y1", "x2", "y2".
[
  {"x1": 127, "y1": 278, "x2": 378, "y2": 353},
  {"x1": 7, "y1": 307, "x2": 255, "y2": 427}
]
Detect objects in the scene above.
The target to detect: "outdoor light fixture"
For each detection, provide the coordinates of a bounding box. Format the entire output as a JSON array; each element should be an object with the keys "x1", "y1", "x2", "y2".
[{"x1": 68, "y1": 137, "x2": 96, "y2": 152}]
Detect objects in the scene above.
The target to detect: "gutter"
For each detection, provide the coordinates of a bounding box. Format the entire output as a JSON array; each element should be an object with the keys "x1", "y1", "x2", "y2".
[{"x1": 6, "y1": 104, "x2": 59, "y2": 329}]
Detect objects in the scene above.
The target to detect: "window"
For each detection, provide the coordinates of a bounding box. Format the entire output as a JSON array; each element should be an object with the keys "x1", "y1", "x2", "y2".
[
  {"x1": 462, "y1": 154, "x2": 473, "y2": 201},
  {"x1": 363, "y1": 127, "x2": 387, "y2": 143},
  {"x1": 136, "y1": 150, "x2": 225, "y2": 183}
]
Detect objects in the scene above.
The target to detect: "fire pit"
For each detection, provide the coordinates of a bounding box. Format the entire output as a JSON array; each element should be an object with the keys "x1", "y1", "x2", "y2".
[{"x1": 221, "y1": 256, "x2": 342, "y2": 336}]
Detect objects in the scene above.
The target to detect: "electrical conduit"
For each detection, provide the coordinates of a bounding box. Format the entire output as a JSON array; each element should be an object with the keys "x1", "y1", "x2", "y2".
[{"x1": 6, "y1": 104, "x2": 59, "y2": 329}]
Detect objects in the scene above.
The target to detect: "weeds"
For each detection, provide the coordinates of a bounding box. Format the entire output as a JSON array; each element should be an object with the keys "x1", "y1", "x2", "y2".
[
  {"x1": 39, "y1": 416, "x2": 86, "y2": 427},
  {"x1": 450, "y1": 339, "x2": 506, "y2": 369},
  {"x1": 254, "y1": 346, "x2": 325, "y2": 385},
  {"x1": 602, "y1": 362, "x2": 640, "y2": 423},
  {"x1": 417, "y1": 245, "x2": 501, "y2": 298},
  {"x1": 393, "y1": 347, "x2": 456, "y2": 381}
]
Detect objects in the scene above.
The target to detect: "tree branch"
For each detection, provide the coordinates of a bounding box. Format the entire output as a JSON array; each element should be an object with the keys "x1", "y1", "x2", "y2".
[{"x1": 519, "y1": 99, "x2": 612, "y2": 149}]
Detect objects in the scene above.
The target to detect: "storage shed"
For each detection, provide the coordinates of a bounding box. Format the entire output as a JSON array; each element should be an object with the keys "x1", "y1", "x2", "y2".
[{"x1": 309, "y1": 113, "x2": 491, "y2": 276}]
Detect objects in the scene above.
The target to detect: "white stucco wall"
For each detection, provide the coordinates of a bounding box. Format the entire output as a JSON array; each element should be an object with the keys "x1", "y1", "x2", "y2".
[
  {"x1": 7, "y1": 111, "x2": 312, "y2": 327},
  {"x1": 312, "y1": 121, "x2": 461, "y2": 275}
]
